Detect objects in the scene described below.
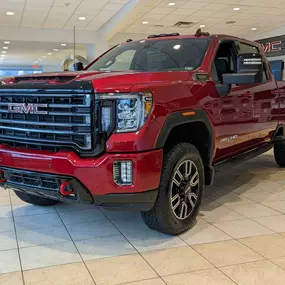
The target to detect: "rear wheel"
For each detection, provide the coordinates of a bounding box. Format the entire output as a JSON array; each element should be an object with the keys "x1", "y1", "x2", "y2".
[
  {"x1": 14, "y1": 191, "x2": 59, "y2": 206},
  {"x1": 141, "y1": 143, "x2": 204, "y2": 235},
  {"x1": 274, "y1": 140, "x2": 285, "y2": 167}
]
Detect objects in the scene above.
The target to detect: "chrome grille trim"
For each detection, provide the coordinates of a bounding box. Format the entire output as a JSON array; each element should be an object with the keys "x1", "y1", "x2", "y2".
[{"x1": 0, "y1": 85, "x2": 94, "y2": 152}]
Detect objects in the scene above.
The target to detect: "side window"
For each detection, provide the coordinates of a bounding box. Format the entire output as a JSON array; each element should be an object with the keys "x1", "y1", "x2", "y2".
[
  {"x1": 238, "y1": 43, "x2": 259, "y2": 54},
  {"x1": 238, "y1": 42, "x2": 269, "y2": 82},
  {"x1": 212, "y1": 41, "x2": 237, "y2": 83}
]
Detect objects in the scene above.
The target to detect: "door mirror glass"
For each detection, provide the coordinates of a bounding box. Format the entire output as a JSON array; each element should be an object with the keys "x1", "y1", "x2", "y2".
[{"x1": 222, "y1": 53, "x2": 263, "y2": 85}]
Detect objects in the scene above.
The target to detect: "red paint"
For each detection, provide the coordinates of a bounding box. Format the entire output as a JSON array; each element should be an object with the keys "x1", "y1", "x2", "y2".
[
  {"x1": 0, "y1": 34, "x2": 284, "y2": 198},
  {"x1": 0, "y1": 144, "x2": 163, "y2": 195}
]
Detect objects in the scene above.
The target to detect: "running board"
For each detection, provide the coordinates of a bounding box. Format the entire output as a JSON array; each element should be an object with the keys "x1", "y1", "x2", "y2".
[{"x1": 215, "y1": 144, "x2": 273, "y2": 172}]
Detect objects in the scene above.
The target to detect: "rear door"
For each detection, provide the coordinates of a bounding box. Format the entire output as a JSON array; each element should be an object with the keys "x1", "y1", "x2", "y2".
[{"x1": 237, "y1": 42, "x2": 279, "y2": 143}]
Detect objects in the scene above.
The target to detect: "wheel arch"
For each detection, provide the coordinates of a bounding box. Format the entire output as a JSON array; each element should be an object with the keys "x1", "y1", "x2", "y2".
[{"x1": 155, "y1": 109, "x2": 214, "y2": 185}]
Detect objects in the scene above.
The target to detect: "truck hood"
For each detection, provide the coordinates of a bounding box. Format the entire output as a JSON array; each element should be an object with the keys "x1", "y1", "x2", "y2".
[{"x1": 4, "y1": 70, "x2": 191, "y2": 93}]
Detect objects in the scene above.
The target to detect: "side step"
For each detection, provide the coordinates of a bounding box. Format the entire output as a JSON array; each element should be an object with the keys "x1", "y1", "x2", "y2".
[{"x1": 215, "y1": 143, "x2": 273, "y2": 172}]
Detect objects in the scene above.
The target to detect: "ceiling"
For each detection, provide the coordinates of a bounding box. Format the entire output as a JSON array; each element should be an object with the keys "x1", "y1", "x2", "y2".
[
  {"x1": 0, "y1": 40, "x2": 86, "y2": 66},
  {"x1": 0, "y1": 0, "x2": 128, "y2": 30},
  {"x1": 1, "y1": 0, "x2": 285, "y2": 67},
  {"x1": 117, "y1": 0, "x2": 285, "y2": 38}
]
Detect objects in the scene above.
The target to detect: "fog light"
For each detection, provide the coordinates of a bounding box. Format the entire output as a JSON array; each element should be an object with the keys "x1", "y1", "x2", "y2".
[{"x1": 113, "y1": 161, "x2": 133, "y2": 185}]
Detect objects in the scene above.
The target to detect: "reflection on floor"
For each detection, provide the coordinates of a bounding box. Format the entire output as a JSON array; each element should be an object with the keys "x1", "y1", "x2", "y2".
[{"x1": 2, "y1": 150, "x2": 285, "y2": 284}]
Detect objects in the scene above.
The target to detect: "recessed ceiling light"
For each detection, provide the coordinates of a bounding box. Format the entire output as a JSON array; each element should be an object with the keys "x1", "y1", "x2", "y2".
[
  {"x1": 168, "y1": 2, "x2": 176, "y2": 6},
  {"x1": 42, "y1": 56, "x2": 47, "y2": 58},
  {"x1": 2, "y1": 51, "x2": 6, "y2": 54},
  {"x1": 4, "y1": 41, "x2": 10, "y2": 44},
  {"x1": 200, "y1": 24, "x2": 206, "y2": 28},
  {"x1": 6, "y1": 12, "x2": 14, "y2": 16},
  {"x1": 53, "y1": 49, "x2": 59, "y2": 51},
  {"x1": 78, "y1": 16, "x2": 86, "y2": 20},
  {"x1": 142, "y1": 21, "x2": 149, "y2": 24},
  {"x1": 47, "y1": 53, "x2": 52, "y2": 55},
  {"x1": 61, "y1": 43, "x2": 67, "y2": 46},
  {"x1": 2, "y1": 47, "x2": 8, "y2": 50},
  {"x1": 251, "y1": 27, "x2": 257, "y2": 31},
  {"x1": 233, "y1": 7, "x2": 240, "y2": 11}
]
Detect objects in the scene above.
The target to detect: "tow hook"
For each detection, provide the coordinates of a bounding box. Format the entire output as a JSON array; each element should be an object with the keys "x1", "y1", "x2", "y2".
[
  {"x1": 59, "y1": 181, "x2": 74, "y2": 196},
  {"x1": 0, "y1": 170, "x2": 7, "y2": 187}
]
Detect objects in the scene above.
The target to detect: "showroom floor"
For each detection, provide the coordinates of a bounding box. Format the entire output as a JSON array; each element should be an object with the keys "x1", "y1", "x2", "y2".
[{"x1": 2, "y1": 151, "x2": 285, "y2": 284}]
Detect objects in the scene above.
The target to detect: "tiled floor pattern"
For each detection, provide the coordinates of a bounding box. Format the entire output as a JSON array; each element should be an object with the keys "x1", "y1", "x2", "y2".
[{"x1": 3, "y1": 151, "x2": 285, "y2": 284}]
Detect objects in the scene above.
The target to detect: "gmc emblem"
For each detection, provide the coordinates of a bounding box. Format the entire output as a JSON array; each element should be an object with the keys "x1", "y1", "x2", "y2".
[{"x1": 8, "y1": 103, "x2": 48, "y2": 115}]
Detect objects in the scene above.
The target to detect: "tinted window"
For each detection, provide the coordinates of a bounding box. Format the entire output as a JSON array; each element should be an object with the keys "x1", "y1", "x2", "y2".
[
  {"x1": 87, "y1": 38, "x2": 210, "y2": 72},
  {"x1": 238, "y1": 42, "x2": 269, "y2": 82},
  {"x1": 238, "y1": 43, "x2": 259, "y2": 54}
]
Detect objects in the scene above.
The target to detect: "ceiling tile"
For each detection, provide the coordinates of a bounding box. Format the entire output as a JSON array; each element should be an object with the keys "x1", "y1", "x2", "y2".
[
  {"x1": 26, "y1": 0, "x2": 54, "y2": 6},
  {"x1": 211, "y1": 11, "x2": 235, "y2": 19},
  {"x1": 230, "y1": 13, "x2": 254, "y2": 20},
  {"x1": 180, "y1": 2, "x2": 208, "y2": 11},
  {"x1": 141, "y1": 13, "x2": 166, "y2": 21},
  {"x1": 257, "y1": 0, "x2": 285, "y2": 7},
  {"x1": 237, "y1": 0, "x2": 261, "y2": 5},
  {"x1": 149, "y1": 7, "x2": 173, "y2": 15},
  {"x1": 261, "y1": 8, "x2": 285, "y2": 15},
  {"x1": 212, "y1": 0, "x2": 242, "y2": 3},
  {"x1": 110, "y1": 0, "x2": 129, "y2": 3},
  {"x1": 24, "y1": 5, "x2": 50, "y2": 12},
  {"x1": 156, "y1": 0, "x2": 187, "y2": 9},
  {"x1": 171, "y1": 9, "x2": 196, "y2": 16},
  {"x1": 78, "y1": 0, "x2": 110, "y2": 11},
  {"x1": 53, "y1": 0, "x2": 81, "y2": 7},
  {"x1": 203, "y1": 3, "x2": 229, "y2": 11},
  {"x1": 193, "y1": 10, "x2": 215, "y2": 17},
  {"x1": 103, "y1": 3, "x2": 124, "y2": 11},
  {"x1": 201, "y1": 17, "x2": 225, "y2": 25}
]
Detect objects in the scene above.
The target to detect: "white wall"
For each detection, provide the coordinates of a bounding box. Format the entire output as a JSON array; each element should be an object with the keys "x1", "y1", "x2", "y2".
[{"x1": 41, "y1": 65, "x2": 61, "y2": 73}]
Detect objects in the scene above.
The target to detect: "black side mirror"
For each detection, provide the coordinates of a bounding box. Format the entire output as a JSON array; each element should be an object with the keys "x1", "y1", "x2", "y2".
[
  {"x1": 223, "y1": 53, "x2": 263, "y2": 85},
  {"x1": 216, "y1": 83, "x2": 232, "y2": 96},
  {"x1": 74, "y1": 62, "x2": 84, "y2": 71}
]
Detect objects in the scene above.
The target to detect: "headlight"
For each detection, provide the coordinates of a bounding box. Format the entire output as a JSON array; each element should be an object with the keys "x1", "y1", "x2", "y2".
[{"x1": 98, "y1": 92, "x2": 153, "y2": 133}]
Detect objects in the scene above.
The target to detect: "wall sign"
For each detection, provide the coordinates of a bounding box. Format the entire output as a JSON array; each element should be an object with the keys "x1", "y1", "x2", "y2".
[{"x1": 256, "y1": 35, "x2": 285, "y2": 57}]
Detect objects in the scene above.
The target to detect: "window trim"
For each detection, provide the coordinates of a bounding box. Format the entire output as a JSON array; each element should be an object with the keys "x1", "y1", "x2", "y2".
[
  {"x1": 210, "y1": 40, "x2": 238, "y2": 84},
  {"x1": 238, "y1": 41, "x2": 270, "y2": 83}
]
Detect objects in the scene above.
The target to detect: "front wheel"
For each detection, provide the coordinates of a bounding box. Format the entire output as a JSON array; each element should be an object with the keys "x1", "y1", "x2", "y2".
[{"x1": 141, "y1": 143, "x2": 204, "y2": 235}]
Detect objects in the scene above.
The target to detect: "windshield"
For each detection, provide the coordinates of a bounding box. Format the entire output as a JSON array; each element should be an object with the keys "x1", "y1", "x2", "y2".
[{"x1": 87, "y1": 38, "x2": 210, "y2": 72}]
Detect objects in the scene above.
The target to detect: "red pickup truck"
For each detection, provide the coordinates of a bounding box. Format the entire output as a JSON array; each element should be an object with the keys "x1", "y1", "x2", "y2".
[{"x1": 1, "y1": 33, "x2": 285, "y2": 235}]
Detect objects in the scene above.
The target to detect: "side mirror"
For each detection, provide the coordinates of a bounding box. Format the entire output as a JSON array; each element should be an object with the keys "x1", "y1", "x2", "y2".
[
  {"x1": 223, "y1": 53, "x2": 263, "y2": 85},
  {"x1": 223, "y1": 72, "x2": 261, "y2": 85},
  {"x1": 74, "y1": 62, "x2": 84, "y2": 71}
]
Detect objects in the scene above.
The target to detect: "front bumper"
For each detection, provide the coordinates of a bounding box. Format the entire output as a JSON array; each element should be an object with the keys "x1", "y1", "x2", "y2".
[{"x1": 0, "y1": 145, "x2": 163, "y2": 210}]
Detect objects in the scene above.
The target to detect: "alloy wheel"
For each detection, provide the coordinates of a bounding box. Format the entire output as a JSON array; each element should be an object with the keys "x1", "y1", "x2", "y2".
[{"x1": 170, "y1": 159, "x2": 199, "y2": 220}]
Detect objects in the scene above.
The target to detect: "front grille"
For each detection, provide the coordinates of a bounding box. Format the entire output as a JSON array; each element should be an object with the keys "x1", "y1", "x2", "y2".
[
  {"x1": 1, "y1": 167, "x2": 94, "y2": 203},
  {"x1": 5, "y1": 169, "x2": 60, "y2": 191},
  {"x1": 0, "y1": 82, "x2": 95, "y2": 153}
]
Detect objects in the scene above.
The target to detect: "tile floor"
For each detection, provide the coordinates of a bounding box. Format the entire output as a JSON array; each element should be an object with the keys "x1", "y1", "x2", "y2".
[{"x1": 2, "y1": 151, "x2": 285, "y2": 284}]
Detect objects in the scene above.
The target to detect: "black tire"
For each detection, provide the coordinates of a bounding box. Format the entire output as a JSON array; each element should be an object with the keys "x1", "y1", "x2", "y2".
[
  {"x1": 14, "y1": 190, "x2": 59, "y2": 206},
  {"x1": 274, "y1": 141, "x2": 285, "y2": 167},
  {"x1": 141, "y1": 143, "x2": 204, "y2": 235}
]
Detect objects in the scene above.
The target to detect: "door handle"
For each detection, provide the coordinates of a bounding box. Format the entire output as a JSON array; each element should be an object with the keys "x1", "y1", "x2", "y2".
[
  {"x1": 271, "y1": 90, "x2": 279, "y2": 97},
  {"x1": 238, "y1": 92, "x2": 253, "y2": 97}
]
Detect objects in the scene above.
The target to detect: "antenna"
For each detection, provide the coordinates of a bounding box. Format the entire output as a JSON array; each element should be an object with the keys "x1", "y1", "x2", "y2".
[{"x1": 73, "y1": 26, "x2": 76, "y2": 66}]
